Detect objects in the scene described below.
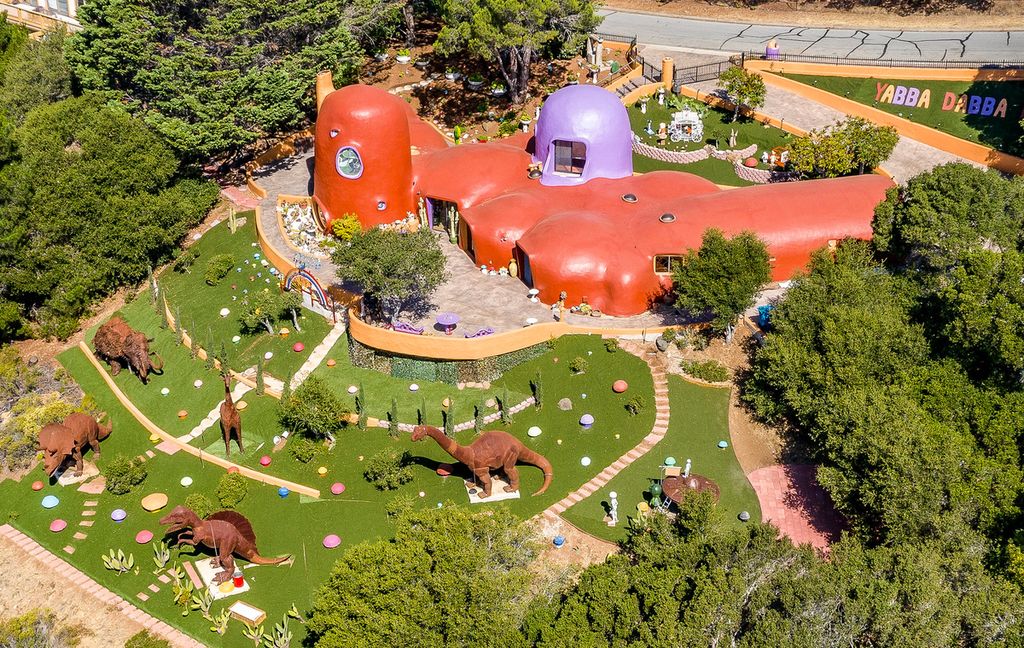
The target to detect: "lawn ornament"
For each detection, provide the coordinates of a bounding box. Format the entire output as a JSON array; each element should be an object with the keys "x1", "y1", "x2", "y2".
[
  {"x1": 411, "y1": 425, "x2": 552, "y2": 498},
  {"x1": 159, "y1": 505, "x2": 290, "y2": 584},
  {"x1": 668, "y1": 109, "x2": 703, "y2": 143},
  {"x1": 38, "y1": 412, "x2": 111, "y2": 477},
  {"x1": 93, "y1": 317, "x2": 164, "y2": 383},
  {"x1": 220, "y1": 374, "x2": 244, "y2": 457}
]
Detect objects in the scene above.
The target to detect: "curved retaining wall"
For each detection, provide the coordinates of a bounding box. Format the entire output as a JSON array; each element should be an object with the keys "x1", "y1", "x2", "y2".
[
  {"x1": 744, "y1": 60, "x2": 1024, "y2": 82},
  {"x1": 77, "y1": 341, "x2": 321, "y2": 498}
]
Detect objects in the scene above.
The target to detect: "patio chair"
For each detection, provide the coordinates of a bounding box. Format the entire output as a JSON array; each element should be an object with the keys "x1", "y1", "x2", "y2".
[{"x1": 392, "y1": 320, "x2": 424, "y2": 335}]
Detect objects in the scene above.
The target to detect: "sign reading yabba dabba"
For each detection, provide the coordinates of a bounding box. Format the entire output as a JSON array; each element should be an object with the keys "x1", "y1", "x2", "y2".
[{"x1": 874, "y1": 82, "x2": 1022, "y2": 119}]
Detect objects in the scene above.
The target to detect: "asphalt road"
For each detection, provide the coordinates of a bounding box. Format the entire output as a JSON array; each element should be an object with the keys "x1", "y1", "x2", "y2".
[{"x1": 598, "y1": 9, "x2": 1024, "y2": 61}]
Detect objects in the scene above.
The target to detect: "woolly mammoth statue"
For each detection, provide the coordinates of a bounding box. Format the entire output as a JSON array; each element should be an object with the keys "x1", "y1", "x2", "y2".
[{"x1": 93, "y1": 317, "x2": 164, "y2": 383}]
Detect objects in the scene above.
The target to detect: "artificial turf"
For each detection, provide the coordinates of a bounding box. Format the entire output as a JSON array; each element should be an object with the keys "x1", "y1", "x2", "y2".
[
  {"x1": 783, "y1": 74, "x2": 1024, "y2": 154},
  {"x1": 561, "y1": 375, "x2": 760, "y2": 541}
]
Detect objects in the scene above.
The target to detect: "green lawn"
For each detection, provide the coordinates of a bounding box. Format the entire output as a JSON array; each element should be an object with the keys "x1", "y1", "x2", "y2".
[
  {"x1": 562, "y1": 375, "x2": 760, "y2": 541},
  {"x1": 632, "y1": 154, "x2": 756, "y2": 186},
  {"x1": 784, "y1": 74, "x2": 1024, "y2": 155},
  {"x1": 156, "y1": 213, "x2": 332, "y2": 380}
]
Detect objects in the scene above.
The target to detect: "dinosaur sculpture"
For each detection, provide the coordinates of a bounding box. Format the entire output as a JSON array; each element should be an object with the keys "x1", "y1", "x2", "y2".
[
  {"x1": 38, "y1": 412, "x2": 112, "y2": 477},
  {"x1": 159, "y1": 505, "x2": 290, "y2": 584},
  {"x1": 219, "y1": 374, "x2": 243, "y2": 457},
  {"x1": 93, "y1": 317, "x2": 164, "y2": 384},
  {"x1": 411, "y1": 425, "x2": 552, "y2": 497}
]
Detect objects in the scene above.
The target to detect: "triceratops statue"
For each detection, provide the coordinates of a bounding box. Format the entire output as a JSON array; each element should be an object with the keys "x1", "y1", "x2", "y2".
[{"x1": 38, "y1": 412, "x2": 112, "y2": 477}]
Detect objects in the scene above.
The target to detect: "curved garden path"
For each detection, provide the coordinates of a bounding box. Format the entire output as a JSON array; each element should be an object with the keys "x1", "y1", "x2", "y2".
[{"x1": 541, "y1": 340, "x2": 670, "y2": 526}]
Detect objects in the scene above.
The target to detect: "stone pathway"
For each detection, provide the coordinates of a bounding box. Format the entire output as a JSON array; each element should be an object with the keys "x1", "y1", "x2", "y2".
[
  {"x1": 690, "y1": 79, "x2": 980, "y2": 184},
  {"x1": 177, "y1": 382, "x2": 253, "y2": 443},
  {"x1": 63, "y1": 500, "x2": 100, "y2": 553},
  {"x1": 746, "y1": 464, "x2": 845, "y2": 553},
  {"x1": 0, "y1": 524, "x2": 205, "y2": 648},
  {"x1": 542, "y1": 339, "x2": 670, "y2": 520},
  {"x1": 290, "y1": 320, "x2": 347, "y2": 388}
]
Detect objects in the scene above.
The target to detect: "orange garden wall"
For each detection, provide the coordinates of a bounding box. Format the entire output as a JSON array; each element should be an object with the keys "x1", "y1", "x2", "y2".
[
  {"x1": 744, "y1": 60, "x2": 1024, "y2": 82},
  {"x1": 745, "y1": 66, "x2": 1024, "y2": 175}
]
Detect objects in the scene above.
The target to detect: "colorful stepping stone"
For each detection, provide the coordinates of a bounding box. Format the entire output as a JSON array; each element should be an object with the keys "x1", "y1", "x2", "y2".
[
  {"x1": 219, "y1": 308, "x2": 230, "y2": 317},
  {"x1": 718, "y1": 440, "x2": 729, "y2": 449},
  {"x1": 409, "y1": 383, "x2": 419, "y2": 392},
  {"x1": 232, "y1": 335, "x2": 241, "y2": 343},
  {"x1": 278, "y1": 487, "x2": 290, "y2": 498},
  {"x1": 180, "y1": 476, "x2": 193, "y2": 487},
  {"x1": 161, "y1": 388, "x2": 170, "y2": 396},
  {"x1": 330, "y1": 482, "x2": 346, "y2": 495},
  {"x1": 135, "y1": 530, "x2": 154, "y2": 544},
  {"x1": 579, "y1": 414, "x2": 594, "y2": 429},
  {"x1": 177, "y1": 410, "x2": 188, "y2": 419},
  {"x1": 326, "y1": 359, "x2": 337, "y2": 367},
  {"x1": 292, "y1": 342, "x2": 304, "y2": 352},
  {"x1": 264, "y1": 352, "x2": 273, "y2": 360},
  {"x1": 228, "y1": 467, "x2": 240, "y2": 474},
  {"x1": 141, "y1": 493, "x2": 168, "y2": 512},
  {"x1": 41, "y1": 495, "x2": 59, "y2": 509},
  {"x1": 552, "y1": 535, "x2": 565, "y2": 548},
  {"x1": 193, "y1": 379, "x2": 203, "y2": 388},
  {"x1": 347, "y1": 385, "x2": 358, "y2": 394},
  {"x1": 436, "y1": 464, "x2": 454, "y2": 477},
  {"x1": 237, "y1": 401, "x2": 248, "y2": 411},
  {"x1": 49, "y1": 519, "x2": 67, "y2": 532},
  {"x1": 31, "y1": 481, "x2": 44, "y2": 491},
  {"x1": 580, "y1": 456, "x2": 592, "y2": 467},
  {"x1": 527, "y1": 426, "x2": 542, "y2": 438},
  {"x1": 111, "y1": 509, "x2": 127, "y2": 522},
  {"x1": 317, "y1": 466, "x2": 327, "y2": 476},
  {"x1": 259, "y1": 455, "x2": 271, "y2": 467},
  {"x1": 612, "y1": 380, "x2": 628, "y2": 393},
  {"x1": 322, "y1": 534, "x2": 341, "y2": 549}
]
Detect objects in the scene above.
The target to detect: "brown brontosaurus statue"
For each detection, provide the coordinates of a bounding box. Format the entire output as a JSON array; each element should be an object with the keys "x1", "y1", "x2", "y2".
[
  {"x1": 38, "y1": 412, "x2": 112, "y2": 477},
  {"x1": 159, "y1": 505, "x2": 290, "y2": 584},
  {"x1": 220, "y1": 374, "x2": 243, "y2": 457},
  {"x1": 411, "y1": 425, "x2": 552, "y2": 497},
  {"x1": 93, "y1": 317, "x2": 164, "y2": 384}
]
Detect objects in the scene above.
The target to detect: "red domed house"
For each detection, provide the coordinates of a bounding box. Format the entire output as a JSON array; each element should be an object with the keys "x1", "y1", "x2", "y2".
[{"x1": 313, "y1": 77, "x2": 892, "y2": 317}]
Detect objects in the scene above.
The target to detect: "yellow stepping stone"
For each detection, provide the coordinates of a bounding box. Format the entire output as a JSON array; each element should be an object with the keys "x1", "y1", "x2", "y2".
[{"x1": 141, "y1": 493, "x2": 168, "y2": 512}]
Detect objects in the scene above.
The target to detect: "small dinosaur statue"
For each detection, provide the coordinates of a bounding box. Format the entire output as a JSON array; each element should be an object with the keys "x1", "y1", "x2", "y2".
[
  {"x1": 159, "y1": 505, "x2": 290, "y2": 584},
  {"x1": 38, "y1": 412, "x2": 112, "y2": 477},
  {"x1": 220, "y1": 373, "x2": 243, "y2": 457},
  {"x1": 411, "y1": 425, "x2": 552, "y2": 498}
]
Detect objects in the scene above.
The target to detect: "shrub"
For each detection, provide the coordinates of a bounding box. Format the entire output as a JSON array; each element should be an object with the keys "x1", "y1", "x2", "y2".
[
  {"x1": 604, "y1": 339, "x2": 619, "y2": 353},
  {"x1": 661, "y1": 328, "x2": 678, "y2": 341},
  {"x1": 216, "y1": 472, "x2": 248, "y2": 508},
  {"x1": 497, "y1": 119, "x2": 518, "y2": 137},
  {"x1": 569, "y1": 357, "x2": 589, "y2": 374},
  {"x1": 680, "y1": 359, "x2": 730, "y2": 383},
  {"x1": 0, "y1": 610, "x2": 84, "y2": 647},
  {"x1": 289, "y1": 437, "x2": 320, "y2": 464},
  {"x1": 331, "y1": 214, "x2": 361, "y2": 241},
  {"x1": 626, "y1": 394, "x2": 647, "y2": 416},
  {"x1": 172, "y1": 247, "x2": 199, "y2": 273},
  {"x1": 384, "y1": 492, "x2": 416, "y2": 519},
  {"x1": 278, "y1": 376, "x2": 350, "y2": 439},
  {"x1": 364, "y1": 449, "x2": 413, "y2": 490},
  {"x1": 204, "y1": 253, "x2": 235, "y2": 285},
  {"x1": 125, "y1": 630, "x2": 172, "y2": 648},
  {"x1": 184, "y1": 493, "x2": 215, "y2": 519},
  {"x1": 104, "y1": 454, "x2": 148, "y2": 495}
]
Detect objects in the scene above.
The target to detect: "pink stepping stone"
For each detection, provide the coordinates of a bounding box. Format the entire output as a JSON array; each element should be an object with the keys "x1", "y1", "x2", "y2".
[
  {"x1": 260, "y1": 455, "x2": 271, "y2": 467},
  {"x1": 293, "y1": 342, "x2": 305, "y2": 352},
  {"x1": 49, "y1": 519, "x2": 67, "y2": 533},
  {"x1": 322, "y1": 534, "x2": 341, "y2": 549},
  {"x1": 330, "y1": 482, "x2": 346, "y2": 495},
  {"x1": 135, "y1": 530, "x2": 154, "y2": 544},
  {"x1": 436, "y1": 463, "x2": 454, "y2": 477},
  {"x1": 31, "y1": 481, "x2": 44, "y2": 491}
]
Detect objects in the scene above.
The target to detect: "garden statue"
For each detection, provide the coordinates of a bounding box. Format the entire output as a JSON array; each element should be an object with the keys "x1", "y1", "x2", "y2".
[
  {"x1": 411, "y1": 425, "x2": 553, "y2": 498},
  {"x1": 220, "y1": 374, "x2": 244, "y2": 457},
  {"x1": 38, "y1": 412, "x2": 112, "y2": 477},
  {"x1": 159, "y1": 506, "x2": 291, "y2": 584},
  {"x1": 93, "y1": 316, "x2": 164, "y2": 384},
  {"x1": 609, "y1": 491, "x2": 618, "y2": 526},
  {"x1": 684, "y1": 458, "x2": 692, "y2": 478}
]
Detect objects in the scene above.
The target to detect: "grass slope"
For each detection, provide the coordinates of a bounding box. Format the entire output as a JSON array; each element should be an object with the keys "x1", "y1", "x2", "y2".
[
  {"x1": 561, "y1": 375, "x2": 759, "y2": 541},
  {"x1": 784, "y1": 74, "x2": 1024, "y2": 155}
]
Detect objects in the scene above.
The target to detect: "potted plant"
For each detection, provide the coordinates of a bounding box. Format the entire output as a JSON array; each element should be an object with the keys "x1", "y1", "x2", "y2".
[
  {"x1": 566, "y1": 72, "x2": 579, "y2": 85},
  {"x1": 467, "y1": 73, "x2": 484, "y2": 90},
  {"x1": 518, "y1": 113, "x2": 531, "y2": 132},
  {"x1": 445, "y1": 68, "x2": 461, "y2": 81},
  {"x1": 414, "y1": 56, "x2": 429, "y2": 69},
  {"x1": 490, "y1": 82, "x2": 506, "y2": 97},
  {"x1": 373, "y1": 49, "x2": 388, "y2": 62},
  {"x1": 396, "y1": 48, "x2": 412, "y2": 64}
]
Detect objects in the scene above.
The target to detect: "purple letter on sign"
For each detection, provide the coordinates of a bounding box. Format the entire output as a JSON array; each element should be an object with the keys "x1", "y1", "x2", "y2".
[
  {"x1": 980, "y1": 97, "x2": 996, "y2": 116},
  {"x1": 903, "y1": 87, "x2": 920, "y2": 107},
  {"x1": 892, "y1": 86, "x2": 907, "y2": 105},
  {"x1": 967, "y1": 95, "x2": 982, "y2": 115}
]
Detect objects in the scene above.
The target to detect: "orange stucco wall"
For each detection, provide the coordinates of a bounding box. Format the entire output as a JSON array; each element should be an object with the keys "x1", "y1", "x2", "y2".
[
  {"x1": 756, "y1": 70, "x2": 1024, "y2": 175},
  {"x1": 745, "y1": 60, "x2": 1024, "y2": 82}
]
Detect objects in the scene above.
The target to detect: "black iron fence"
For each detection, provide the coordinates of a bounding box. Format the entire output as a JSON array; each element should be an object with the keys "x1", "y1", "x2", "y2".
[
  {"x1": 673, "y1": 59, "x2": 738, "y2": 86},
  {"x1": 745, "y1": 51, "x2": 1024, "y2": 69}
]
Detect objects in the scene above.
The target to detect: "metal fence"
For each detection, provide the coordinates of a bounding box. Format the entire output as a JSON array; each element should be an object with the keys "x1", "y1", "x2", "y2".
[
  {"x1": 745, "y1": 51, "x2": 1024, "y2": 69},
  {"x1": 673, "y1": 59, "x2": 738, "y2": 86}
]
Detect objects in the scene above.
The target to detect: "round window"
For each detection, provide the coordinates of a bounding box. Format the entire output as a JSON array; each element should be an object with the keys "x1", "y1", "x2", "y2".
[{"x1": 335, "y1": 147, "x2": 363, "y2": 179}]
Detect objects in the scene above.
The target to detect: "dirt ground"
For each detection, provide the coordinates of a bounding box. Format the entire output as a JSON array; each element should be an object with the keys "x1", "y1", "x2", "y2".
[
  {"x1": 0, "y1": 535, "x2": 145, "y2": 646},
  {"x1": 604, "y1": 0, "x2": 1024, "y2": 30}
]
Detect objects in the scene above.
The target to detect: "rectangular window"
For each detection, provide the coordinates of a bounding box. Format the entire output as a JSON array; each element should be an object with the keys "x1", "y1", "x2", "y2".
[
  {"x1": 553, "y1": 140, "x2": 586, "y2": 175},
  {"x1": 654, "y1": 255, "x2": 681, "y2": 274}
]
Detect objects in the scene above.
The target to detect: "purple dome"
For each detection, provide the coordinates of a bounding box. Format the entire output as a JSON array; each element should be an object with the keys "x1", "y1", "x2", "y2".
[{"x1": 533, "y1": 85, "x2": 633, "y2": 187}]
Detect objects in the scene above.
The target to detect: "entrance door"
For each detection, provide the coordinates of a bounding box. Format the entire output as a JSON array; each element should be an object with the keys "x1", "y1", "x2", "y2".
[{"x1": 427, "y1": 198, "x2": 460, "y2": 244}]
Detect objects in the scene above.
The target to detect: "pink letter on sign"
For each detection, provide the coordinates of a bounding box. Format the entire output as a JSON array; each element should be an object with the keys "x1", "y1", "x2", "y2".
[
  {"x1": 892, "y1": 86, "x2": 907, "y2": 105},
  {"x1": 903, "y1": 87, "x2": 920, "y2": 107},
  {"x1": 942, "y1": 92, "x2": 957, "y2": 111},
  {"x1": 875, "y1": 82, "x2": 888, "y2": 101}
]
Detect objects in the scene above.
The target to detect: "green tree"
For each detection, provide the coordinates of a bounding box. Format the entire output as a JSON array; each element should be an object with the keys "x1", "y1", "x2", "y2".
[
  {"x1": 240, "y1": 289, "x2": 285, "y2": 335},
  {"x1": 837, "y1": 116, "x2": 899, "y2": 174},
  {"x1": 435, "y1": 0, "x2": 600, "y2": 104},
  {"x1": 0, "y1": 30, "x2": 71, "y2": 123},
  {"x1": 331, "y1": 228, "x2": 447, "y2": 322},
  {"x1": 788, "y1": 125, "x2": 855, "y2": 178},
  {"x1": 0, "y1": 15, "x2": 27, "y2": 81},
  {"x1": 716, "y1": 66, "x2": 766, "y2": 122},
  {"x1": 307, "y1": 506, "x2": 537, "y2": 646},
  {"x1": 281, "y1": 289, "x2": 303, "y2": 332},
  {"x1": 68, "y1": 0, "x2": 389, "y2": 163},
  {"x1": 278, "y1": 375, "x2": 350, "y2": 439},
  {"x1": 671, "y1": 229, "x2": 770, "y2": 335}
]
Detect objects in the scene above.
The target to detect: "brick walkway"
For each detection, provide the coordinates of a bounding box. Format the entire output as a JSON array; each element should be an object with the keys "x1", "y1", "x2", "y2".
[
  {"x1": 0, "y1": 524, "x2": 205, "y2": 648},
  {"x1": 746, "y1": 464, "x2": 845, "y2": 553},
  {"x1": 542, "y1": 340, "x2": 670, "y2": 521}
]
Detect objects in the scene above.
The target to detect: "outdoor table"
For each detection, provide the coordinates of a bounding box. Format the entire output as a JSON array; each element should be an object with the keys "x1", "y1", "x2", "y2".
[{"x1": 436, "y1": 312, "x2": 460, "y2": 335}]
